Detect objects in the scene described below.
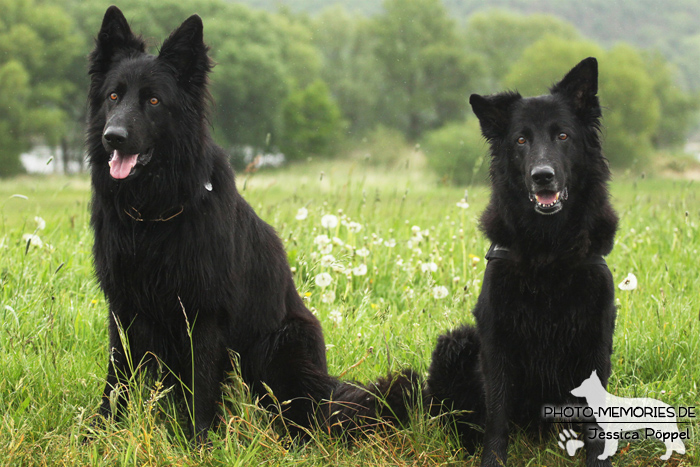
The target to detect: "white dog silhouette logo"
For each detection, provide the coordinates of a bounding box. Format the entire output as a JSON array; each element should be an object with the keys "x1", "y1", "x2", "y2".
[{"x1": 570, "y1": 370, "x2": 686, "y2": 460}]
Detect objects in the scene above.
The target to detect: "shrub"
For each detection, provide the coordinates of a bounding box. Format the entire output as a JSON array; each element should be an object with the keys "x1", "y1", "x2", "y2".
[{"x1": 423, "y1": 119, "x2": 490, "y2": 185}]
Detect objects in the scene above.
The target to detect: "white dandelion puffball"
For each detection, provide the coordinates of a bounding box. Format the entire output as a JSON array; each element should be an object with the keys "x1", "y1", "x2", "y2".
[
  {"x1": 315, "y1": 272, "x2": 333, "y2": 288},
  {"x1": 356, "y1": 247, "x2": 370, "y2": 258},
  {"x1": 34, "y1": 216, "x2": 46, "y2": 230},
  {"x1": 421, "y1": 262, "x2": 438, "y2": 273},
  {"x1": 320, "y1": 254, "x2": 335, "y2": 267},
  {"x1": 321, "y1": 290, "x2": 336, "y2": 304},
  {"x1": 321, "y1": 214, "x2": 339, "y2": 229},
  {"x1": 329, "y1": 309, "x2": 343, "y2": 324},
  {"x1": 618, "y1": 273, "x2": 637, "y2": 291},
  {"x1": 22, "y1": 234, "x2": 43, "y2": 248},
  {"x1": 432, "y1": 285, "x2": 449, "y2": 299},
  {"x1": 295, "y1": 207, "x2": 308, "y2": 220},
  {"x1": 456, "y1": 199, "x2": 469, "y2": 209},
  {"x1": 314, "y1": 234, "x2": 331, "y2": 247},
  {"x1": 352, "y1": 264, "x2": 368, "y2": 276},
  {"x1": 347, "y1": 221, "x2": 363, "y2": 233}
]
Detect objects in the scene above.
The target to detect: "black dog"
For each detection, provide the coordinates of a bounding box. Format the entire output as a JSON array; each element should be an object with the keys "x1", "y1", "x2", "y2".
[
  {"x1": 426, "y1": 58, "x2": 618, "y2": 466},
  {"x1": 87, "y1": 6, "x2": 415, "y2": 441}
]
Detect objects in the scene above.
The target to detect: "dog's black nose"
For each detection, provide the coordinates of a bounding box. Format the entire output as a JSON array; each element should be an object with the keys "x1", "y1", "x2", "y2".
[
  {"x1": 531, "y1": 166, "x2": 555, "y2": 186},
  {"x1": 103, "y1": 126, "x2": 128, "y2": 149}
]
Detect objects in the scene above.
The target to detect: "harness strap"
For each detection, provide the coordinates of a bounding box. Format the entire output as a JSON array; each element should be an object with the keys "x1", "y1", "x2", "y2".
[{"x1": 485, "y1": 243, "x2": 607, "y2": 266}]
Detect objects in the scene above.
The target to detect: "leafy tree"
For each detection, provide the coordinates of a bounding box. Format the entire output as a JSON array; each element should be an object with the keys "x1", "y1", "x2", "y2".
[
  {"x1": 311, "y1": 6, "x2": 384, "y2": 136},
  {"x1": 423, "y1": 118, "x2": 489, "y2": 185},
  {"x1": 503, "y1": 38, "x2": 660, "y2": 168},
  {"x1": 62, "y1": 0, "x2": 323, "y2": 153},
  {"x1": 373, "y1": 0, "x2": 484, "y2": 140},
  {"x1": 464, "y1": 10, "x2": 580, "y2": 91},
  {"x1": 643, "y1": 52, "x2": 699, "y2": 148},
  {"x1": 0, "y1": 0, "x2": 84, "y2": 176},
  {"x1": 281, "y1": 80, "x2": 344, "y2": 161}
]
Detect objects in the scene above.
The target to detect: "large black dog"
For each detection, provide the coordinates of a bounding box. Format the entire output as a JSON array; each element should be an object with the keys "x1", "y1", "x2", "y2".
[
  {"x1": 426, "y1": 58, "x2": 618, "y2": 466},
  {"x1": 87, "y1": 6, "x2": 414, "y2": 440}
]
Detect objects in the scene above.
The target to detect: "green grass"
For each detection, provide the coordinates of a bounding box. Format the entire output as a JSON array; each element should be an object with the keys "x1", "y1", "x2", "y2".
[{"x1": 0, "y1": 162, "x2": 697, "y2": 466}]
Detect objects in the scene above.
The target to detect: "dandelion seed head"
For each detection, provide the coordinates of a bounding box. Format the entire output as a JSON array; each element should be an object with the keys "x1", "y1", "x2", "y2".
[
  {"x1": 22, "y1": 234, "x2": 43, "y2": 249},
  {"x1": 347, "y1": 221, "x2": 363, "y2": 233},
  {"x1": 432, "y1": 285, "x2": 449, "y2": 299},
  {"x1": 329, "y1": 309, "x2": 343, "y2": 324},
  {"x1": 321, "y1": 290, "x2": 336, "y2": 304},
  {"x1": 456, "y1": 199, "x2": 469, "y2": 209},
  {"x1": 352, "y1": 264, "x2": 368, "y2": 276},
  {"x1": 315, "y1": 272, "x2": 333, "y2": 288},
  {"x1": 618, "y1": 273, "x2": 638, "y2": 291},
  {"x1": 321, "y1": 214, "x2": 339, "y2": 229},
  {"x1": 295, "y1": 207, "x2": 308, "y2": 220}
]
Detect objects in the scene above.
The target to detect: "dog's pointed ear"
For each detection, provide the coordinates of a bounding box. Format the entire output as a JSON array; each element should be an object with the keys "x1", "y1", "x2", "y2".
[
  {"x1": 470, "y1": 91, "x2": 521, "y2": 141},
  {"x1": 158, "y1": 15, "x2": 212, "y2": 89},
  {"x1": 89, "y1": 6, "x2": 145, "y2": 76},
  {"x1": 551, "y1": 57, "x2": 598, "y2": 113}
]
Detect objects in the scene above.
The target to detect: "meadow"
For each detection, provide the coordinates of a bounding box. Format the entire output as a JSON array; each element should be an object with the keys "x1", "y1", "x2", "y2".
[{"x1": 0, "y1": 159, "x2": 697, "y2": 466}]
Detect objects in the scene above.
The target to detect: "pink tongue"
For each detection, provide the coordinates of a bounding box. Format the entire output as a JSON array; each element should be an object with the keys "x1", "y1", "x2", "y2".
[
  {"x1": 109, "y1": 151, "x2": 139, "y2": 179},
  {"x1": 536, "y1": 191, "x2": 558, "y2": 205}
]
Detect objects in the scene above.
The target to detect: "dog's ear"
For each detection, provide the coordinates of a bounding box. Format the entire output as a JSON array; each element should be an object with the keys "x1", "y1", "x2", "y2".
[
  {"x1": 158, "y1": 15, "x2": 212, "y2": 90},
  {"x1": 89, "y1": 6, "x2": 145, "y2": 76},
  {"x1": 470, "y1": 91, "x2": 521, "y2": 141},
  {"x1": 551, "y1": 57, "x2": 599, "y2": 113}
]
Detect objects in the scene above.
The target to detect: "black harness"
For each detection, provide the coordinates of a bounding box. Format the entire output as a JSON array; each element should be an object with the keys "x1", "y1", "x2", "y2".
[{"x1": 485, "y1": 243, "x2": 608, "y2": 266}]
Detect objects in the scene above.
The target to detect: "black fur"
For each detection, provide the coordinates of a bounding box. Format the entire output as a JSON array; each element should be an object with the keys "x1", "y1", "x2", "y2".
[
  {"x1": 425, "y1": 58, "x2": 618, "y2": 466},
  {"x1": 87, "y1": 6, "x2": 416, "y2": 441}
]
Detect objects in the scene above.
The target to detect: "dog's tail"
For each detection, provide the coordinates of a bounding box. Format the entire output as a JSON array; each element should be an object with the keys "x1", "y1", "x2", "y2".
[
  {"x1": 424, "y1": 324, "x2": 485, "y2": 450},
  {"x1": 321, "y1": 369, "x2": 422, "y2": 434}
]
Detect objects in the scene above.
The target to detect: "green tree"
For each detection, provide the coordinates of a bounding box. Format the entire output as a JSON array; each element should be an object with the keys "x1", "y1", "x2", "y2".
[
  {"x1": 62, "y1": 0, "x2": 323, "y2": 153},
  {"x1": 0, "y1": 0, "x2": 84, "y2": 176},
  {"x1": 643, "y1": 52, "x2": 699, "y2": 148},
  {"x1": 423, "y1": 118, "x2": 489, "y2": 185},
  {"x1": 311, "y1": 6, "x2": 384, "y2": 136},
  {"x1": 464, "y1": 10, "x2": 580, "y2": 91},
  {"x1": 503, "y1": 38, "x2": 660, "y2": 168},
  {"x1": 281, "y1": 80, "x2": 344, "y2": 161},
  {"x1": 373, "y1": 0, "x2": 484, "y2": 140}
]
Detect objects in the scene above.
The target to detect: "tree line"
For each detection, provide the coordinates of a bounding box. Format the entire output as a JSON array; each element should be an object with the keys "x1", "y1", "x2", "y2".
[{"x1": 0, "y1": 0, "x2": 697, "y2": 180}]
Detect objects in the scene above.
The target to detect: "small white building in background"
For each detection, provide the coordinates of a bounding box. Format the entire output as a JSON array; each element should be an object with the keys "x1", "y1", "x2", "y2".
[{"x1": 20, "y1": 145, "x2": 84, "y2": 174}]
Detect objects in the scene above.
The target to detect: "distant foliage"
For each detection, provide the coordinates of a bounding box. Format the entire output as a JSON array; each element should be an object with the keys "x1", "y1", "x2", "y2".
[
  {"x1": 280, "y1": 81, "x2": 344, "y2": 161},
  {"x1": 503, "y1": 38, "x2": 669, "y2": 168},
  {"x1": 372, "y1": 0, "x2": 484, "y2": 140},
  {"x1": 0, "y1": 0, "x2": 84, "y2": 177},
  {"x1": 464, "y1": 10, "x2": 580, "y2": 91},
  {"x1": 423, "y1": 119, "x2": 489, "y2": 185},
  {"x1": 357, "y1": 125, "x2": 408, "y2": 167}
]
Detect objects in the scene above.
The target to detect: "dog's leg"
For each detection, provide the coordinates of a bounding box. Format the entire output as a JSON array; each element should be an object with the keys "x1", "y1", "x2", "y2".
[
  {"x1": 480, "y1": 356, "x2": 510, "y2": 467},
  {"x1": 183, "y1": 331, "x2": 227, "y2": 443},
  {"x1": 98, "y1": 319, "x2": 133, "y2": 421},
  {"x1": 247, "y1": 314, "x2": 337, "y2": 438},
  {"x1": 583, "y1": 422, "x2": 612, "y2": 467}
]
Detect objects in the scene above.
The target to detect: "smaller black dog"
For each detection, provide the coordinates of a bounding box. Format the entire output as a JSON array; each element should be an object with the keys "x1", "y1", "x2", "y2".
[{"x1": 426, "y1": 58, "x2": 618, "y2": 467}]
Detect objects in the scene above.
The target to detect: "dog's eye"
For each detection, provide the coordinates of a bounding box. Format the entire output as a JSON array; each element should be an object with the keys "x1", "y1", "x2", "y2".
[
  {"x1": 517, "y1": 136, "x2": 527, "y2": 145},
  {"x1": 109, "y1": 92, "x2": 118, "y2": 101},
  {"x1": 149, "y1": 97, "x2": 160, "y2": 106},
  {"x1": 558, "y1": 133, "x2": 569, "y2": 141}
]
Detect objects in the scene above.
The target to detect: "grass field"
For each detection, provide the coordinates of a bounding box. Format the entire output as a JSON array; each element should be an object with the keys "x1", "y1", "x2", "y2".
[{"x1": 0, "y1": 160, "x2": 697, "y2": 466}]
